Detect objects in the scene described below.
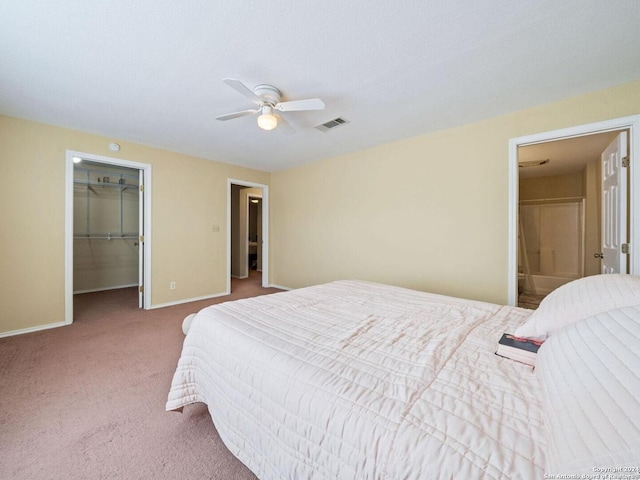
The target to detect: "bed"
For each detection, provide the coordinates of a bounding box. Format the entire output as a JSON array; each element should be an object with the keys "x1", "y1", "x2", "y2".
[{"x1": 167, "y1": 276, "x2": 640, "y2": 479}]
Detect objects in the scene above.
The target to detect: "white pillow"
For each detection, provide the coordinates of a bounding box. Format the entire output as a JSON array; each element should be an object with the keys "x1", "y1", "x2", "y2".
[
  {"x1": 182, "y1": 313, "x2": 197, "y2": 335},
  {"x1": 536, "y1": 305, "x2": 640, "y2": 475},
  {"x1": 514, "y1": 274, "x2": 640, "y2": 340}
]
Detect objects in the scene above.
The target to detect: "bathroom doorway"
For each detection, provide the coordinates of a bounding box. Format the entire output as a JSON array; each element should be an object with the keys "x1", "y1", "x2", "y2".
[
  {"x1": 518, "y1": 133, "x2": 611, "y2": 307},
  {"x1": 508, "y1": 115, "x2": 640, "y2": 307},
  {"x1": 228, "y1": 179, "x2": 269, "y2": 293}
]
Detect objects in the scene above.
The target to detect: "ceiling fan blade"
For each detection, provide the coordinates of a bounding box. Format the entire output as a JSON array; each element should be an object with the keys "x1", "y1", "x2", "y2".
[
  {"x1": 274, "y1": 113, "x2": 295, "y2": 134},
  {"x1": 223, "y1": 78, "x2": 263, "y2": 106},
  {"x1": 275, "y1": 98, "x2": 325, "y2": 112},
  {"x1": 215, "y1": 109, "x2": 259, "y2": 121}
]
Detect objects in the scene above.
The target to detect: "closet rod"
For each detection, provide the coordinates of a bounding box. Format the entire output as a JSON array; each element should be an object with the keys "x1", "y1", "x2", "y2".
[{"x1": 74, "y1": 235, "x2": 138, "y2": 240}]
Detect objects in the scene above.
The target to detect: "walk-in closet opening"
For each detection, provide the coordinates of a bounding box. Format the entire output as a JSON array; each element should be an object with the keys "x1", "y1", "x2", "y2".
[
  {"x1": 508, "y1": 115, "x2": 640, "y2": 308},
  {"x1": 73, "y1": 160, "x2": 141, "y2": 314},
  {"x1": 66, "y1": 151, "x2": 152, "y2": 325}
]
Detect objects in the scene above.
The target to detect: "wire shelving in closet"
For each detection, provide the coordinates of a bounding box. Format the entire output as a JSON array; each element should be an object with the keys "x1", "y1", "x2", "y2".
[{"x1": 73, "y1": 165, "x2": 140, "y2": 241}]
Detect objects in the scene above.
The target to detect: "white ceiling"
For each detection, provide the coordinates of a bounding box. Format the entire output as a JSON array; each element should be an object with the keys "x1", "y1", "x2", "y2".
[
  {"x1": 518, "y1": 131, "x2": 620, "y2": 179},
  {"x1": 1, "y1": 1, "x2": 639, "y2": 172}
]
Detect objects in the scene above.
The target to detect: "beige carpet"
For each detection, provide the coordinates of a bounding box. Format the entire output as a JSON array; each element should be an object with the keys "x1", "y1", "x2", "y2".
[{"x1": 0, "y1": 272, "x2": 281, "y2": 480}]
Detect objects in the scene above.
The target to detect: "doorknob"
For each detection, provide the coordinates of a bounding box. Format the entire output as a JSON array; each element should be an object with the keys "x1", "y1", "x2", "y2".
[{"x1": 594, "y1": 253, "x2": 604, "y2": 259}]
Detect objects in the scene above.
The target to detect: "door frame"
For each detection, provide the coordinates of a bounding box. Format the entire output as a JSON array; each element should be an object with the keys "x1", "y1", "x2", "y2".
[
  {"x1": 507, "y1": 114, "x2": 640, "y2": 305},
  {"x1": 227, "y1": 179, "x2": 269, "y2": 291},
  {"x1": 65, "y1": 150, "x2": 153, "y2": 324}
]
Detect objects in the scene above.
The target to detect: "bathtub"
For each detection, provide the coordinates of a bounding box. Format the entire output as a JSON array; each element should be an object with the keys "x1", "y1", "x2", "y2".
[{"x1": 519, "y1": 274, "x2": 577, "y2": 295}]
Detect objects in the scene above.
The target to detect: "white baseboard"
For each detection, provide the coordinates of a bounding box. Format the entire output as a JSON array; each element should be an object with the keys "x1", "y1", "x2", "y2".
[
  {"x1": 151, "y1": 283, "x2": 292, "y2": 309},
  {"x1": 0, "y1": 321, "x2": 67, "y2": 338},
  {"x1": 230, "y1": 275, "x2": 248, "y2": 279},
  {"x1": 2, "y1": 284, "x2": 291, "y2": 337},
  {"x1": 149, "y1": 290, "x2": 230, "y2": 309}
]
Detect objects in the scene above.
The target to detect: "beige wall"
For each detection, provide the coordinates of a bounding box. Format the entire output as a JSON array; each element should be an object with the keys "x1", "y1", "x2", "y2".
[
  {"x1": 519, "y1": 172, "x2": 584, "y2": 200},
  {"x1": 2, "y1": 79, "x2": 639, "y2": 335},
  {"x1": 270, "y1": 80, "x2": 640, "y2": 304},
  {"x1": 0, "y1": 115, "x2": 269, "y2": 335}
]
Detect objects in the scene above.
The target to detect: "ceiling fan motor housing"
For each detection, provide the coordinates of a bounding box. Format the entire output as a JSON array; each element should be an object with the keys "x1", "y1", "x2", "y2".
[{"x1": 253, "y1": 84, "x2": 282, "y2": 105}]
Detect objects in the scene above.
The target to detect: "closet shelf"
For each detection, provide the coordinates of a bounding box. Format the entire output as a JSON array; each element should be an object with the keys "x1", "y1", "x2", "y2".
[{"x1": 74, "y1": 166, "x2": 138, "y2": 180}]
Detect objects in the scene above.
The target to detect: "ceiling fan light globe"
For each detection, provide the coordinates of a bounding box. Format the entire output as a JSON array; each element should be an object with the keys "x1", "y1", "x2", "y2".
[{"x1": 257, "y1": 113, "x2": 277, "y2": 131}]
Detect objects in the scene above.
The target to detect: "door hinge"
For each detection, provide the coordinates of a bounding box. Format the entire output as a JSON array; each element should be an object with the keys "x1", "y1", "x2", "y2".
[
  {"x1": 622, "y1": 156, "x2": 629, "y2": 168},
  {"x1": 140, "y1": 184, "x2": 144, "y2": 192},
  {"x1": 139, "y1": 235, "x2": 144, "y2": 243},
  {"x1": 139, "y1": 285, "x2": 144, "y2": 293},
  {"x1": 622, "y1": 243, "x2": 630, "y2": 254}
]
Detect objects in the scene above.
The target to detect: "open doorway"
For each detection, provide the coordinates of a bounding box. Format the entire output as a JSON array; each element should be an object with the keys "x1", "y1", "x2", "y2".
[
  {"x1": 65, "y1": 150, "x2": 152, "y2": 324},
  {"x1": 516, "y1": 131, "x2": 624, "y2": 308},
  {"x1": 227, "y1": 179, "x2": 269, "y2": 293},
  {"x1": 508, "y1": 115, "x2": 640, "y2": 306},
  {"x1": 73, "y1": 161, "x2": 140, "y2": 290}
]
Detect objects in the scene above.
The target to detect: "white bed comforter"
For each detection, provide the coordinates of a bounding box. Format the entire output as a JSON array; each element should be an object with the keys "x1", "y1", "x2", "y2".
[{"x1": 167, "y1": 280, "x2": 546, "y2": 479}]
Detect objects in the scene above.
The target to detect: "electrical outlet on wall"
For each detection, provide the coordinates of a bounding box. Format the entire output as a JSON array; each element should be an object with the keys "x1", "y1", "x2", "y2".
[{"x1": 169, "y1": 281, "x2": 176, "y2": 290}]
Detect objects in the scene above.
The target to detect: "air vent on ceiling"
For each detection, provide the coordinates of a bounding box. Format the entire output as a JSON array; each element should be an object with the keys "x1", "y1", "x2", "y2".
[
  {"x1": 315, "y1": 117, "x2": 349, "y2": 132},
  {"x1": 519, "y1": 159, "x2": 550, "y2": 168}
]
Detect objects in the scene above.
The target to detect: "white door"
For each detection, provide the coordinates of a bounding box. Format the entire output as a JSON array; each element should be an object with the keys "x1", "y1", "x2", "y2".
[
  {"x1": 600, "y1": 132, "x2": 628, "y2": 274},
  {"x1": 138, "y1": 169, "x2": 145, "y2": 308}
]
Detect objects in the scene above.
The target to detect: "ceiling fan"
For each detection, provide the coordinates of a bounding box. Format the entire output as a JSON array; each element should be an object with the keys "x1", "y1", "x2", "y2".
[{"x1": 215, "y1": 78, "x2": 325, "y2": 132}]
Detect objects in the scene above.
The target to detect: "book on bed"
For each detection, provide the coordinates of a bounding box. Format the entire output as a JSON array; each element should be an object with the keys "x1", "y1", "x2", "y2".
[{"x1": 495, "y1": 333, "x2": 543, "y2": 366}]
